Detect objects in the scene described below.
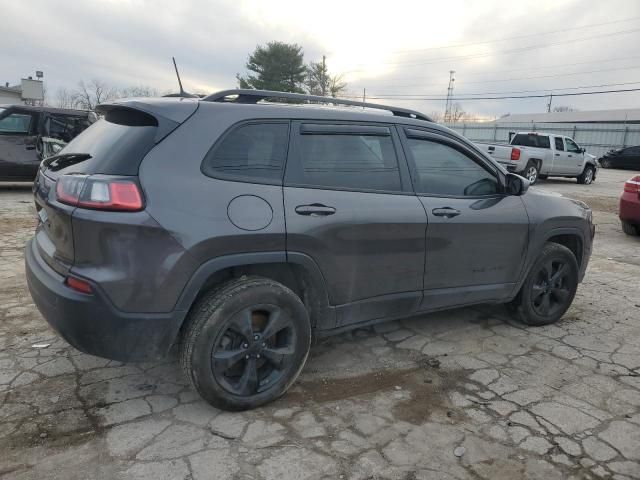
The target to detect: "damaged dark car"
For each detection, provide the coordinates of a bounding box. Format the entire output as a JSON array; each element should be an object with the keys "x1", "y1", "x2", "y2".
[{"x1": 0, "y1": 105, "x2": 93, "y2": 181}]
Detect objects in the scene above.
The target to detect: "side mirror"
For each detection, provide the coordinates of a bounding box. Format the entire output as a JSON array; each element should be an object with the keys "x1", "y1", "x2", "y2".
[
  {"x1": 505, "y1": 173, "x2": 530, "y2": 196},
  {"x1": 581, "y1": 147, "x2": 586, "y2": 153}
]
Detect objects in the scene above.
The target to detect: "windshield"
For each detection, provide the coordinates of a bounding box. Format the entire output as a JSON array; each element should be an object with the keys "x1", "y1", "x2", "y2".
[
  {"x1": 0, "y1": 111, "x2": 32, "y2": 134},
  {"x1": 511, "y1": 133, "x2": 551, "y2": 149}
]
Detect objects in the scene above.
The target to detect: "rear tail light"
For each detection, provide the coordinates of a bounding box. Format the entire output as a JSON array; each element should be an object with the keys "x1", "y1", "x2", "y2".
[
  {"x1": 623, "y1": 175, "x2": 640, "y2": 194},
  {"x1": 65, "y1": 276, "x2": 93, "y2": 294},
  {"x1": 56, "y1": 175, "x2": 144, "y2": 211},
  {"x1": 510, "y1": 148, "x2": 521, "y2": 161}
]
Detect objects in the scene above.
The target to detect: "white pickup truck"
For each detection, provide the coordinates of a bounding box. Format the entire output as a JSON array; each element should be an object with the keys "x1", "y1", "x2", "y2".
[{"x1": 476, "y1": 132, "x2": 598, "y2": 185}]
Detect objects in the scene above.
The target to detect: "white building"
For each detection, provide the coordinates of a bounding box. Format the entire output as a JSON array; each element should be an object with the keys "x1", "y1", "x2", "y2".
[{"x1": 0, "y1": 78, "x2": 45, "y2": 105}]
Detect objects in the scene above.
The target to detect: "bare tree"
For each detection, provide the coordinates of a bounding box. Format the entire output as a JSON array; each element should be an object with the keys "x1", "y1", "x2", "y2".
[
  {"x1": 118, "y1": 85, "x2": 159, "y2": 98},
  {"x1": 72, "y1": 79, "x2": 118, "y2": 110},
  {"x1": 428, "y1": 110, "x2": 443, "y2": 123},
  {"x1": 55, "y1": 87, "x2": 77, "y2": 109},
  {"x1": 305, "y1": 57, "x2": 348, "y2": 97},
  {"x1": 450, "y1": 103, "x2": 466, "y2": 122}
]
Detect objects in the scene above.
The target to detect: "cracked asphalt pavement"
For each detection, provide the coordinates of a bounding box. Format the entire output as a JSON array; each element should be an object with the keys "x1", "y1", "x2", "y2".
[{"x1": 1, "y1": 169, "x2": 639, "y2": 480}]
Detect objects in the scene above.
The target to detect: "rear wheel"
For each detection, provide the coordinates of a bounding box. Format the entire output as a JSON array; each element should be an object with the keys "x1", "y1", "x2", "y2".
[
  {"x1": 577, "y1": 165, "x2": 595, "y2": 185},
  {"x1": 622, "y1": 220, "x2": 639, "y2": 236},
  {"x1": 507, "y1": 243, "x2": 578, "y2": 326},
  {"x1": 524, "y1": 161, "x2": 539, "y2": 184},
  {"x1": 181, "y1": 276, "x2": 311, "y2": 410}
]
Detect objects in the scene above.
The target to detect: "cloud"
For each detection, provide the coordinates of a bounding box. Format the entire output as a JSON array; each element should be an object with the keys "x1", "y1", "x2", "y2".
[{"x1": 2, "y1": 0, "x2": 640, "y2": 117}]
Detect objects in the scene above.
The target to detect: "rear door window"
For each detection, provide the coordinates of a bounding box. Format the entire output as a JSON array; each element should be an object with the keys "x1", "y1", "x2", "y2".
[
  {"x1": 202, "y1": 122, "x2": 289, "y2": 184},
  {"x1": 512, "y1": 134, "x2": 551, "y2": 149},
  {"x1": 554, "y1": 137, "x2": 564, "y2": 151},
  {"x1": 286, "y1": 124, "x2": 402, "y2": 192}
]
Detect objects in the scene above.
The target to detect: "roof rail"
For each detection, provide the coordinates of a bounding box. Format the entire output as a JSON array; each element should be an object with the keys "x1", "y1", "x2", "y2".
[{"x1": 202, "y1": 89, "x2": 432, "y2": 122}]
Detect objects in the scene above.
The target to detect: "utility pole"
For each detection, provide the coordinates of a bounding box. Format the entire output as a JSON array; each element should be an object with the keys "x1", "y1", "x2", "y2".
[
  {"x1": 321, "y1": 55, "x2": 327, "y2": 96},
  {"x1": 547, "y1": 93, "x2": 553, "y2": 113},
  {"x1": 444, "y1": 70, "x2": 456, "y2": 123},
  {"x1": 362, "y1": 88, "x2": 366, "y2": 107}
]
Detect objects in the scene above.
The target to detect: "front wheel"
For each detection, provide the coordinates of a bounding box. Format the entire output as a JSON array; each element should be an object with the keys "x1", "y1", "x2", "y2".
[
  {"x1": 600, "y1": 158, "x2": 612, "y2": 168},
  {"x1": 507, "y1": 243, "x2": 579, "y2": 326},
  {"x1": 577, "y1": 165, "x2": 595, "y2": 185},
  {"x1": 181, "y1": 276, "x2": 311, "y2": 411},
  {"x1": 524, "y1": 161, "x2": 539, "y2": 184}
]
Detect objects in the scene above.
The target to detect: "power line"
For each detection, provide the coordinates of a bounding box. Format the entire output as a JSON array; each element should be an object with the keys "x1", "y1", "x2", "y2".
[
  {"x1": 343, "y1": 27, "x2": 640, "y2": 72},
  {"x1": 363, "y1": 80, "x2": 640, "y2": 98},
  {"x1": 353, "y1": 87, "x2": 640, "y2": 102},
  {"x1": 354, "y1": 55, "x2": 640, "y2": 89},
  {"x1": 387, "y1": 16, "x2": 640, "y2": 55},
  {"x1": 357, "y1": 64, "x2": 640, "y2": 93}
]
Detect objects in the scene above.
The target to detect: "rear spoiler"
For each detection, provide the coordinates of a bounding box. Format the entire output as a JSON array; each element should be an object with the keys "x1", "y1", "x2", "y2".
[{"x1": 95, "y1": 97, "x2": 199, "y2": 143}]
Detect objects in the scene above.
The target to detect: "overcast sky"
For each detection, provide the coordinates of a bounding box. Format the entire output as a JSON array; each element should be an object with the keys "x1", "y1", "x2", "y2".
[{"x1": 3, "y1": 0, "x2": 640, "y2": 119}]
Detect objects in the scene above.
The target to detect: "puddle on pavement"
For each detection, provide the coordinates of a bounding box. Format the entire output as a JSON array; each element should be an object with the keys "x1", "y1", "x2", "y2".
[{"x1": 285, "y1": 360, "x2": 470, "y2": 425}]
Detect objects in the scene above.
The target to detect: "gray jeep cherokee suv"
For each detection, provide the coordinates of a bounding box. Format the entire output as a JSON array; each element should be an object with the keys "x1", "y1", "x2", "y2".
[{"x1": 26, "y1": 90, "x2": 594, "y2": 410}]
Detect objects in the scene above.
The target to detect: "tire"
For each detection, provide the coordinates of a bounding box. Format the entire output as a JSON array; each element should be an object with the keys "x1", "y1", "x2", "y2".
[
  {"x1": 507, "y1": 243, "x2": 579, "y2": 326},
  {"x1": 621, "y1": 220, "x2": 639, "y2": 236},
  {"x1": 577, "y1": 165, "x2": 595, "y2": 185},
  {"x1": 600, "y1": 158, "x2": 611, "y2": 168},
  {"x1": 524, "y1": 161, "x2": 539, "y2": 184},
  {"x1": 538, "y1": 174, "x2": 548, "y2": 180},
  {"x1": 181, "y1": 276, "x2": 311, "y2": 411}
]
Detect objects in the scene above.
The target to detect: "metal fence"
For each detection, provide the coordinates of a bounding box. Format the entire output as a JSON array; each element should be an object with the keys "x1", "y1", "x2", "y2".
[{"x1": 443, "y1": 121, "x2": 640, "y2": 158}]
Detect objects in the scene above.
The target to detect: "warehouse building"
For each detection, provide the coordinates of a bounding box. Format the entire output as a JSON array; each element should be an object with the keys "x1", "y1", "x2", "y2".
[
  {"x1": 495, "y1": 108, "x2": 640, "y2": 124},
  {"x1": 447, "y1": 108, "x2": 640, "y2": 157}
]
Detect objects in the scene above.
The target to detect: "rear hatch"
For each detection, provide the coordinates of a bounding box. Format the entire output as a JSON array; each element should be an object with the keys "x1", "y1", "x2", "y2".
[{"x1": 32, "y1": 97, "x2": 198, "y2": 275}]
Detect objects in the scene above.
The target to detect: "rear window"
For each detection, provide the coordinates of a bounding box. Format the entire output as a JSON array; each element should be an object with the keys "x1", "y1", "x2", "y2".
[
  {"x1": 287, "y1": 128, "x2": 402, "y2": 192},
  {"x1": 554, "y1": 137, "x2": 564, "y2": 151},
  {"x1": 201, "y1": 122, "x2": 289, "y2": 184},
  {"x1": 50, "y1": 117, "x2": 157, "y2": 176},
  {"x1": 511, "y1": 134, "x2": 551, "y2": 149}
]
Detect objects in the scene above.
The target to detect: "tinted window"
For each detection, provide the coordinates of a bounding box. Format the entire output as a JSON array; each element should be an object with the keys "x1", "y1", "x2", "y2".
[
  {"x1": 290, "y1": 131, "x2": 401, "y2": 191},
  {"x1": 407, "y1": 139, "x2": 499, "y2": 196},
  {"x1": 554, "y1": 137, "x2": 564, "y2": 151},
  {"x1": 512, "y1": 134, "x2": 551, "y2": 149},
  {"x1": 202, "y1": 123, "x2": 289, "y2": 183},
  {"x1": 0, "y1": 112, "x2": 32, "y2": 134},
  {"x1": 54, "y1": 118, "x2": 157, "y2": 176},
  {"x1": 565, "y1": 138, "x2": 581, "y2": 153}
]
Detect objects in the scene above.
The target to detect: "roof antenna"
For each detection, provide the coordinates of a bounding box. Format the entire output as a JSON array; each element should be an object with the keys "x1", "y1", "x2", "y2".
[
  {"x1": 173, "y1": 57, "x2": 186, "y2": 95},
  {"x1": 164, "y1": 57, "x2": 198, "y2": 98}
]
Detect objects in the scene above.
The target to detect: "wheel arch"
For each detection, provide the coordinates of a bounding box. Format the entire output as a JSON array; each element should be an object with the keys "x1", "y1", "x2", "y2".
[
  {"x1": 510, "y1": 227, "x2": 587, "y2": 300},
  {"x1": 173, "y1": 252, "x2": 333, "y2": 338}
]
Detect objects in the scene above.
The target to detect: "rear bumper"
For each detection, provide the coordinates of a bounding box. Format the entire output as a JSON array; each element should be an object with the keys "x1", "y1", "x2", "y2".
[
  {"x1": 25, "y1": 239, "x2": 186, "y2": 361},
  {"x1": 620, "y1": 192, "x2": 640, "y2": 224},
  {"x1": 498, "y1": 161, "x2": 522, "y2": 173}
]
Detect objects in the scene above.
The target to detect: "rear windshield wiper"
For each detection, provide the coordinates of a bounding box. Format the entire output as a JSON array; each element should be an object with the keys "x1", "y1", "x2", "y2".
[{"x1": 43, "y1": 153, "x2": 92, "y2": 171}]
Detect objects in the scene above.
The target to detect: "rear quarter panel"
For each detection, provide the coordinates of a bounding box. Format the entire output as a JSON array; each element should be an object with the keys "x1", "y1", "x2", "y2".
[{"x1": 138, "y1": 104, "x2": 286, "y2": 266}]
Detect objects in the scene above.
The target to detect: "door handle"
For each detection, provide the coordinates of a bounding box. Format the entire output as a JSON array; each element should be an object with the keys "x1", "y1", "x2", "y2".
[
  {"x1": 555, "y1": 153, "x2": 560, "y2": 156},
  {"x1": 568, "y1": 154, "x2": 573, "y2": 157},
  {"x1": 432, "y1": 207, "x2": 461, "y2": 218},
  {"x1": 295, "y1": 204, "x2": 336, "y2": 216}
]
